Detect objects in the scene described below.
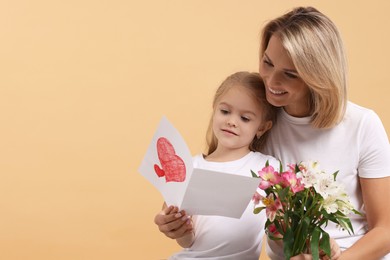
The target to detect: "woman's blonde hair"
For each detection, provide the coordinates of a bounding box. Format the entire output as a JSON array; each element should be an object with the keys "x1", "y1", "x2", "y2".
[
  {"x1": 260, "y1": 6, "x2": 348, "y2": 128},
  {"x1": 205, "y1": 71, "x2": 277, "y2": 156}
]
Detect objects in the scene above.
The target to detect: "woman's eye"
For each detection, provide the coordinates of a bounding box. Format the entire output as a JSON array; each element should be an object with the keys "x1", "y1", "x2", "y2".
[
  {"x1": 285, "y1": 72, "x2": 298, "y2": 79},
  {"x1": 263, "y1": 59, "x2": 273, "y2": 67}
]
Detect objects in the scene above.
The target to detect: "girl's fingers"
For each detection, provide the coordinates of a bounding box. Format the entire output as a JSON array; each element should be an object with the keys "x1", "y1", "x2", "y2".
[
  {"x1": 165, "y1": 217, "x2": 193, "y2": 239},
  {"x1": 162, "y1": 205, "x2": 178, "y2": 215},
  {"x1": 159, "y1": 214, "x2": 191, "y2": 233},
  {"x1": 154, "y1": 206, "x2": 192, "y2": 238},
  {"x1": 154, "y1": 206, "x2": 179, "y2": 225}
]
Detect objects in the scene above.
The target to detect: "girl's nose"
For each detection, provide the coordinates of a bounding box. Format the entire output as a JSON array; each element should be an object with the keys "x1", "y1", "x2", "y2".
[{"x1": 227, "y1": 119, "x2": 237, "y2": 127}]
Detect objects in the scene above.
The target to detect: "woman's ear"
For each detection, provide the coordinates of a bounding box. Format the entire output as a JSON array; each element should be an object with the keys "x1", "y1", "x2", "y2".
[{"x1": 256, "y1": 120, "x2": 273, "y2": 138}]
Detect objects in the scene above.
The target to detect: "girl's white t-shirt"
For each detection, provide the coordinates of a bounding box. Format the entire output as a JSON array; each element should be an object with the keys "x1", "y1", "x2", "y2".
[{"x1": 169, "y1": 151, "x2": 279, "y2": 260}]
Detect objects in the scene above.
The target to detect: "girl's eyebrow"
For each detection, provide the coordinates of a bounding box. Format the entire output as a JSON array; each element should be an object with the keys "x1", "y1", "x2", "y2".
[
  {"x1": 264, "y1": 53, "x2": 299, "y2": 74},
  {"x1": 218, "y1": 102, "x2": 257, "y2": 117}
]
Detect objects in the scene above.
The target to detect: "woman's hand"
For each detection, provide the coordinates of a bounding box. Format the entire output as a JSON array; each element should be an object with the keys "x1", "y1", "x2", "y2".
[
  {"x1": 290, "y1": 254, "x2": 312, "y2": 260},
  {"x1": 327, "y1": 237, "x2": 341, "y2": 260},
  {"x1": 290, "y1": 238, "x2": 341, "y2": 260},
  {"x1": 154, "y1": 204, "x2": 193, "y2": 240}
]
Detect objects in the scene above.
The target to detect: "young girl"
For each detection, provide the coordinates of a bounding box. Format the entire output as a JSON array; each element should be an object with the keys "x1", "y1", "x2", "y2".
[{"x1": 154, "y1": 71, "x2": 279, "y2": 259}]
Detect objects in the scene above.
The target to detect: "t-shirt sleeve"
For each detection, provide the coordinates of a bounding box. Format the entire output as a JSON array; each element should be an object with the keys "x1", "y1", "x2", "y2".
[{"x1": 358, "y1": 110, "x2": 390, "y2": 178}]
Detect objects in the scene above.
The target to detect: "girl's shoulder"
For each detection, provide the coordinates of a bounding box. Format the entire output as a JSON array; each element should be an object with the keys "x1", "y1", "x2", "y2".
[{"x1": 251, "y1": 152, "x2": 281, "y2": 170}]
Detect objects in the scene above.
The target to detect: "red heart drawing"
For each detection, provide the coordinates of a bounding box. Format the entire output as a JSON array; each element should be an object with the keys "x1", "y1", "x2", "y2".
[
  {"x1": 154, "y1": 164, "x2": 165, "y2": 177},
  {"x1": 154, "y1": 137, "x2": 186, "y2": 182}
]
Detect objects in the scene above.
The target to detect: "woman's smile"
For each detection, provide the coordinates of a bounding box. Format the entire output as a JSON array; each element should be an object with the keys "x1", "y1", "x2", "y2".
[{"x1": 268, "y1": 87, "x2": 287, "y2": 95}]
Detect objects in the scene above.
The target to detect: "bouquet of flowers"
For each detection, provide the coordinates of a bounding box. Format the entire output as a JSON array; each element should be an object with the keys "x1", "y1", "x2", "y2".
[{"x1": 252, "y1": 161, "x2": 361, "y2": 260}]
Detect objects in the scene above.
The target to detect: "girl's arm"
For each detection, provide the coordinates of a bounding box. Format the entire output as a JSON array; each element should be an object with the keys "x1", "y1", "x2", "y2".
[
  {"x1": 340, "y1": 177, "x2": 390, "y2": 259},
  {"x1": 154, "y1": 203, "x2": 194, "y2": 248},
  {"x1": 175, "y1": 221, "x2": 195, "y2": 248}
]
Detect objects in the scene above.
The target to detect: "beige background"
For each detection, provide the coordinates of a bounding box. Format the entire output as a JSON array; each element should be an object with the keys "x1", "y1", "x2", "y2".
[{"x1": 1, "y1": 1, "x2": 389, "y2": 260}]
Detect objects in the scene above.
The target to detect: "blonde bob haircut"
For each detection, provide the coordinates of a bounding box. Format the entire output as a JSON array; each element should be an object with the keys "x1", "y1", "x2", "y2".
[
  {"x1": 205, "y1": 71, "x2": 277, "y2": 156},
  {"x1": 260, "y1": 6, "x2": 348, "y2": 128}
]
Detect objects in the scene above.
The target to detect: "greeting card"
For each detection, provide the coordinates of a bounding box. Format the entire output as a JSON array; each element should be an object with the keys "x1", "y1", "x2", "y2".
[{"x1": 138, "y1": 116, "x2": 261, "y2": 218}]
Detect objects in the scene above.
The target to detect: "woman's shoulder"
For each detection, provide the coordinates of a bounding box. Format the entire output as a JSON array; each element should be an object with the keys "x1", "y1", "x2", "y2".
[
  {"x1": 347, "y1": 101, "x2": 377, "y2": 116},
  {"x1": 346, "y1": 101, "x2": 383, "y2": 124}
]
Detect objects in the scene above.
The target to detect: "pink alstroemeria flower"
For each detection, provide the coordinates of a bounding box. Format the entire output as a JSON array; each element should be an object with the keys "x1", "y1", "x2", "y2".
[
  {"x1": 252, "y1": 191, "x2": 264, "y2": 206},
  {"x1": 257, "y1": 165, "x2": 281, "y2": 190},
  {"x1": 263, "y1": 193, "x2": 283, "y2": 222},
  {"x1": 281, "y1": 170, "x2": 305, "y2": 193}
]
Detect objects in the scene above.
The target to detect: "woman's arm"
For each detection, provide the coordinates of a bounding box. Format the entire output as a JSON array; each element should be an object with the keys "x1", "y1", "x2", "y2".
[{"x1": 339, "y1": 177, "x2": 390, "y2": 259}]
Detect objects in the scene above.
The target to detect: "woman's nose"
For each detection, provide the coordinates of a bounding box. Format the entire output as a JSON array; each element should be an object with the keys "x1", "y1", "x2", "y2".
[{"x1": 267, "y1": 71, "x2": 281, "y2": 87}]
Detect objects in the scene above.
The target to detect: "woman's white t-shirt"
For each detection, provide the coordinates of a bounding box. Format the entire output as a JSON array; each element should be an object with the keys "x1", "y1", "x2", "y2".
[{"x1": 263, "y1": 102, "x2": 390, "y2": 259}]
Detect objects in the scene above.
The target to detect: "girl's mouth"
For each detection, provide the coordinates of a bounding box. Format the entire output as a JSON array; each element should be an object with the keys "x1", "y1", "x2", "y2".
[{"x1": 222, "y1": 129, "x2": 238, "y2": 136}]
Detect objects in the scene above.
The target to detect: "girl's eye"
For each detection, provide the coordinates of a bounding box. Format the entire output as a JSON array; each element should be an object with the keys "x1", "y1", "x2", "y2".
[
  {"x1": 241, "y1": 116, "x2": 250, "y2": 122},
  {"x1": 220, "y1": 109, "x2": 229, "y2": 115}
]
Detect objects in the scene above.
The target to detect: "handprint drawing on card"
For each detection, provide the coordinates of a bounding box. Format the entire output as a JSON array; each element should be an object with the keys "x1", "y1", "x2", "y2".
[
  {"x1": 154, "y1": 137, "x2": 186, "y2": 182},
  {"x1": 139, "y1": 116, "x2": 261, "y2": 218}
]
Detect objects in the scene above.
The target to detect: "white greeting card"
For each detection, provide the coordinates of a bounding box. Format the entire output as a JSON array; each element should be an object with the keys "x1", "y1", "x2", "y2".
[{"x1": 138, "y1": 116, "x2": 261, "y2": 218}]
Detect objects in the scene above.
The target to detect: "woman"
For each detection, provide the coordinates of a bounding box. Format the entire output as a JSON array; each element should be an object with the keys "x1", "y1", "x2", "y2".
[{"x1": 260, "y1": 6, "x2": 390, "y2": 260}]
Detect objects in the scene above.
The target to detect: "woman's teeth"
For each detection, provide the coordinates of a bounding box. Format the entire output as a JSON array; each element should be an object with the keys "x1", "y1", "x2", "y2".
[{"x1": 269, "y1": 88, "x2": 287, "y2": 95}]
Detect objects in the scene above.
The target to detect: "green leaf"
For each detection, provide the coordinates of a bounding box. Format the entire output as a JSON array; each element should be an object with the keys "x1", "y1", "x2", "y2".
[
  {"x1": 279, "y1": 160, "x2": 283, "y2": 172},
  {"x1": 251, "y1": 170, "x2": 258, "y2": 178},
  {"x1": 283, "y1": 227, "x2": 294, "y2": 260},
  {"x1": 323, "y1": 210, "x2": 338, "y2": 224},
  {"x1": 305, "y1": 194, "x2": 314, "y2": 209},
  {"x1": 278, "y1": 187, "x2": 290, "y2": 201},
  {"x1": 319, "y1": 230, "x2": 331, "y2": 259},
  {"x1": 267, "y1": 234, "x2": 283, "y2": 241},
  {"x1": 317, "y1": 210, "x2": 329, "y2": 227},
  {"x1": 310, "y1": 227, "x2": 321, "y2": 260},
  {"x1": 352, "y1": 208, "x2": 363, "y2": 216},
  {"x1": 335, "y1": 214, "x2": 354, "y2": 234},
  {"x1": 253, "y1": 207, "x2": 265, "y2": 214},
  {"x1": 293, "y1": 216, "x2": 310, "y2": 254},
  {"x1": 265, "y1": 159, "x2": 269, "y2": 167},
  {"x1": 300, "y1": 217, "x2": 310, "y2": 245},
  {"x1": 332, "y1": 170, "x2": 339, "y2": 181},
  {"x1": 295, "y1": 163, "x2": 300, "y2": 173},
  {"x1": 273, "y1": 220, "x2": 284, "y2": 236}
]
